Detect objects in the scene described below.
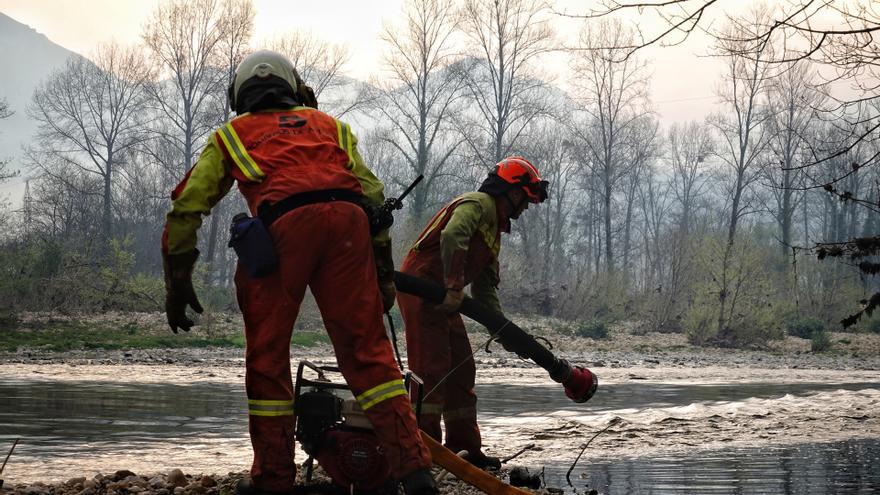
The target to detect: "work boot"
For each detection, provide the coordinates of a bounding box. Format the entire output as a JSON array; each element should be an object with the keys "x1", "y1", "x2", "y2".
[
  {"x1": 400, "y1": 468, "x2": 439, "y2": 495},
  {"x1": 234, "y1": 478, "x2": 293, "y2": 495},
  {"x1": 462, "y1": 451, "x2": 501, "y2": 470}
]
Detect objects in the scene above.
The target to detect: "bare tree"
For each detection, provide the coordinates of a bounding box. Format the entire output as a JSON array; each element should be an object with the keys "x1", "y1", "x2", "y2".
[
  {"x1": 28, "y1": 44, "x2": 153, "y2": 242},
  {"x1": 371, "y1": 0, "x2": 466, "y2": 226},
  {"x1": 669, "y1": 121, "x2": 714, "y2": 236},
  {"x1": 570, "y1": 18, "x2": 651, "y2": 274},
  {"x1": 762, "y1": 61, "x2": 824, "y2": 260},
  {"x1": 266, "y1": 31, "x2": 365, "y2": 117},
  {"x1": 0, "y1": 97, "x2": 16, "y2": 182},
  {"x1": 204, "y1": 0, "x2": 255, "y2": 283},
  {"x1": 142, "y1": 0, "x2": 227, "y2": 175},
  {"x1": 662, "y1": 121, "x2": 714, "y2": 325},
  {"x1": 620, "y1": 116, "x2": 658, "y2": 282},
  {"x1": 459, "y1": 0, "x2": 554, "y2": 166},
  {"x1": 706, "y1": 9, "x2": 775, "y2": 337}
]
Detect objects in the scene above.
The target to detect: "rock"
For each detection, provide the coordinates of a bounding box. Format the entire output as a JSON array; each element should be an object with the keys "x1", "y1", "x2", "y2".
[
  {"x1": 66, "y1": 477, "x2": 87, "y2": 487},
  {"x1": 77, "y1": 488, "x2": 96, "y2": 495},
  {"x1": 168, "y1": 469, "x2": 188, "y2": 488},
  {"x1": 113, "y1": 469, "x2": 137, "y2": 480},
  {"x1": 24, "y1": 485, "x2": 49, "y2": 495},
  {"x1": 185, "y1": 482, "x2": 207, "y2": 494},
  {"x1": 199, "y1": 476, "x2": 217, "y2": 488},
  {"x1": 174, "y1": 486, "x2": 186, "y2": 495},
  {"x1": 149, "y1": 476, "x2": 166, "y2": 488},
  {"x1": 508, "y1": 466, "x2": 541, "y2": 489},
  {"x1": 83, "y1": 479, "x2": 97, "y2": 490}
]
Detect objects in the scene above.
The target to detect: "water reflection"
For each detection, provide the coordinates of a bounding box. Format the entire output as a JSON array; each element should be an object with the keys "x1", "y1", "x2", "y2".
[
  {"x1": 550, "y1": 439, "x2": 880, "y2": 495},
  {"x1": 1, "y1": 377, "x2": 878, "y2": 493}
]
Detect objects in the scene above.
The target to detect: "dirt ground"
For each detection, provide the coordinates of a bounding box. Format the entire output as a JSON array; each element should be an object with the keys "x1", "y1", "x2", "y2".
[{"x1": 1, "y1": 315, "x2": 879, "y2": 495}]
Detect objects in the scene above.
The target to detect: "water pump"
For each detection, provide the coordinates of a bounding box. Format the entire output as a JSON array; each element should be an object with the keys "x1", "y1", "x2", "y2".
[{"x1": 293, "y1": 361, "x2": 423, "y2": 494}]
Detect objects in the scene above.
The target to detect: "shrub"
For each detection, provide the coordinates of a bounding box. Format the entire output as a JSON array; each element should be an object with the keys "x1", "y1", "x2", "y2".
[
  {"x1": 811, "y1": 330, "x2": 832, "y2": 352},
  {"x1": 573, "y1": 319, "x2": 608, "y2": 340},
  {"x1": 785, "y1": 315, "x2": 826, "y2": 339},
  {"x1": 867, "y1": 317, "x2": 880, "y2": 335}
]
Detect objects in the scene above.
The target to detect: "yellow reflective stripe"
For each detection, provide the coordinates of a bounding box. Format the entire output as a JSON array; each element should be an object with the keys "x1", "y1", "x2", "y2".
[
  {"x1": 336, "y1": 120, "x2": 355, "y2": 168},
  {"x1": 356, "y1": 379, "x2": 407, "y2": 411},
  {"x1": 217, "y1": 124, "x2": 265, "y2": 182},
  {"x1": 412, "y1": 205, "x2": 452, "y2": 251},
  {"x1": 248, "y1": 398, "x2": 294, "y2": 417}
]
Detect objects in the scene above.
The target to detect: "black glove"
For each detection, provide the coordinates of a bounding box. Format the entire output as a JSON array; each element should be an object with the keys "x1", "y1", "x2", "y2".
[
  {"x1": 373, "y1": 242, "x2": 396, "y2": 312},
  {"x1": 163, "y1": 249, "x2": 203, "y2": 334}
]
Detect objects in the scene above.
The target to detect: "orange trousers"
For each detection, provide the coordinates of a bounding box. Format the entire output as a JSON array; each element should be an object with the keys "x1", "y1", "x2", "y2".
[
  {"x1": 397, "y1": 255, "x2": 483, "y2": 457},
  {"x1": 235, "y1": 202, "x2": 431, "y2": 491}
]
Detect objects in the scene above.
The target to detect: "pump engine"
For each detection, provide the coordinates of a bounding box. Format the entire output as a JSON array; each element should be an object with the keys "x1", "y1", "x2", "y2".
[{"x1": 293, "y1": 361, "x2": 423, "y2": 494}]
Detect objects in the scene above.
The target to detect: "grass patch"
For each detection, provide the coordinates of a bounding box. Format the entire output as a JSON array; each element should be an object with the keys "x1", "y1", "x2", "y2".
[{"x1": 0, "y1": 319, "x2": 329, "y2": 352}]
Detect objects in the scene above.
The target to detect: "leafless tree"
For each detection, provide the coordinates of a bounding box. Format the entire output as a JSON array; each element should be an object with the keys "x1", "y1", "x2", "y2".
[
  {"x1": 27, "y1": 43, "x2": 153, "y2": 242},
  {"x1": 459, "y1": 0, "x2": 554, "y2": 166},
  {"x1": 761, "y1": 61, "x2": 824, "y2": 260},
  {"x1": 266, "y1": 31, "x2": 365, "y2": 118},
  {"x1": 620, "y1": 116, "x2": 659, "y2": 282},
  {"x1": 706, "y1": 8, "x2": 776, "y2": 337},
  {"x1": 0, "y1": 97, "x2": 15, "y2": 182},
  {"x1": 203, "y1": 0, "x2": 255, "y2": 283},
  {"x1": 661, "y1": 121, "x2": 714, "y2": 325},
  {"x1": 142, "y1": 0, "x2": 227, "y2": 175},
  {"x1": 371, "y1": 0, "x2": 467, "y2": 226},
  {"x1": 510, "y1": 116, "x2": 580, "y2": 314},
  {"x1": 570, "y1": 18, "x2": 651, "y2": 274}
]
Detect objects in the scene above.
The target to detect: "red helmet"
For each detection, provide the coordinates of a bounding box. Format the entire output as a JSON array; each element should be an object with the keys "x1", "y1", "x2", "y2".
[{"x1": 493, "y1": 156, "x2": 548, "y2": 203}]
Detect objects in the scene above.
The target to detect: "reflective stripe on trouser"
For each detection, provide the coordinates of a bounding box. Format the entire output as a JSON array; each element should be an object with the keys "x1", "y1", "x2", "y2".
[
  {"x1": 236, "y1": 202, "x2": 431, "y2": 490},
  {"x1": 398, "y1": 261, "x2": 482, "y2": 456}
]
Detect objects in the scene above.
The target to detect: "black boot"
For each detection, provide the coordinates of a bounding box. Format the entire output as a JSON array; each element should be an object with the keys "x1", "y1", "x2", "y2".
[
  {"x1": 462, "y1": 451, "x2": 501, "y2": 470},
  {"x1": 400, "y1": 468, "x2": 439, "y2": 495}
]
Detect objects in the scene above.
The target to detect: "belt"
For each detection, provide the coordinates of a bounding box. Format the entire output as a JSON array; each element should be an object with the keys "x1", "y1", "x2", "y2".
[{"x1": 257, "y1": 188, "x2": 363, "y2": 227}]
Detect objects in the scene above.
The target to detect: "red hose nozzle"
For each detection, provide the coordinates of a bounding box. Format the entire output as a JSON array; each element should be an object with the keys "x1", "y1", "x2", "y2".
[{"x1": 563, "y1": 366, "x2": 598, "y2": 403}]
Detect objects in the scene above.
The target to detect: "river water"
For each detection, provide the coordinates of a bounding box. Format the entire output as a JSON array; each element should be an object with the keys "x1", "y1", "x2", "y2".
[{"x1": 1, "y1": 369, "x2": 879, "y2": 494}]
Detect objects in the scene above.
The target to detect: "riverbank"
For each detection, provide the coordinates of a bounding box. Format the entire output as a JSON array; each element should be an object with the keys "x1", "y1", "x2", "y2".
[{"x1": 3, "y1": 310, "x2": 880, "y2": 369}]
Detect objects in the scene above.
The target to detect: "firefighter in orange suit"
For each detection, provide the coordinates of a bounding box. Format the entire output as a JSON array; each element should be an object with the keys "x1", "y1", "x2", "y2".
[
  {"x1": 161, "y1": 50, "x2": 437, "y2": 495},
  {"x1": 397, "y1": 157, "x2": 548, "y2": 470}
]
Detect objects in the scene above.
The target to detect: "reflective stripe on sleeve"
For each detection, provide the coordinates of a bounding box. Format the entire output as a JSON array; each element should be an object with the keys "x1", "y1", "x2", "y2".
[
  {"x1": 356, "y1": 378, "x2": 407, "y2": 411},
  {"x1": 335, "y1": 120, "x2": 355, "y2": 168},
  {"x1": 217, "y1": 124, "x2": 265, "y2": 182},
  {"x1": 248, "y1": 398, "x2": 294, "y2": 417}
]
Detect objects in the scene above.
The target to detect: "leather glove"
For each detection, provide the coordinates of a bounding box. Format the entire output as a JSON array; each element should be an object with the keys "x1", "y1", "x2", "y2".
[
  {"x1": 437, "y1": 287, "x2": 465, "y2": 313},
  {"x1": 373, "y1": 242, "x2": 396, "y2": 312},
  {"x1": 162, "y1": 249, "x2": 203, "y2": 334}
]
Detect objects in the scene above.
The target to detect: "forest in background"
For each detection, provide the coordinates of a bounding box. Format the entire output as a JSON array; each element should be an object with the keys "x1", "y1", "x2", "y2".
[{"x1": 0, "y1": 0, "x2": 878, "y2": 350}]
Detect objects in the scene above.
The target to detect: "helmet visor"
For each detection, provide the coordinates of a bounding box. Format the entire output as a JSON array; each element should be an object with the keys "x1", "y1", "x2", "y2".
[{"x1": 525, "y1": 180, "x2": 549, "y2": 203}]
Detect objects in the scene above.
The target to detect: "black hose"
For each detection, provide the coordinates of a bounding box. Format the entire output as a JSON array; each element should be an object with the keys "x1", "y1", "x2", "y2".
[{"x1": 393, "y1": 271, "x2": 573, "y2": 383}]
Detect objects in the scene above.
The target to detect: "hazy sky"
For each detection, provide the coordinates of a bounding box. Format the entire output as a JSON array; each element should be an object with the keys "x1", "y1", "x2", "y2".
[{"x1": 0, "y1": 0, "x2": 727, "y2": 124}]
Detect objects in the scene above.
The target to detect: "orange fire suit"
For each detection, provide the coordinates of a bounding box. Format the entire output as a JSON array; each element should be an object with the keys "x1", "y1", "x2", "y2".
[
  {"x1": 162, "y1": 106, "x2": 431, "y2": 491},
  {"x1": 397, "y1": 192, "x2": 507, "y2": 457}
]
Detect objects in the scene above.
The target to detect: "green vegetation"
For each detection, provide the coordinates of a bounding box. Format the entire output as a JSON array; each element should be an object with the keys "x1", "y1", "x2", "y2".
[
  {"x1": 811, "y1": 330, "x2": 832, "y2": 353},
  {"x1": 563, "y1": 319, "x2": 609, "y2": 340},
  {"x1": 0, "y1": 318, "x2": 330, "y2": 353},
  {"x1": 785, "y1": 315, "x2": 826, "y2": 339}
]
